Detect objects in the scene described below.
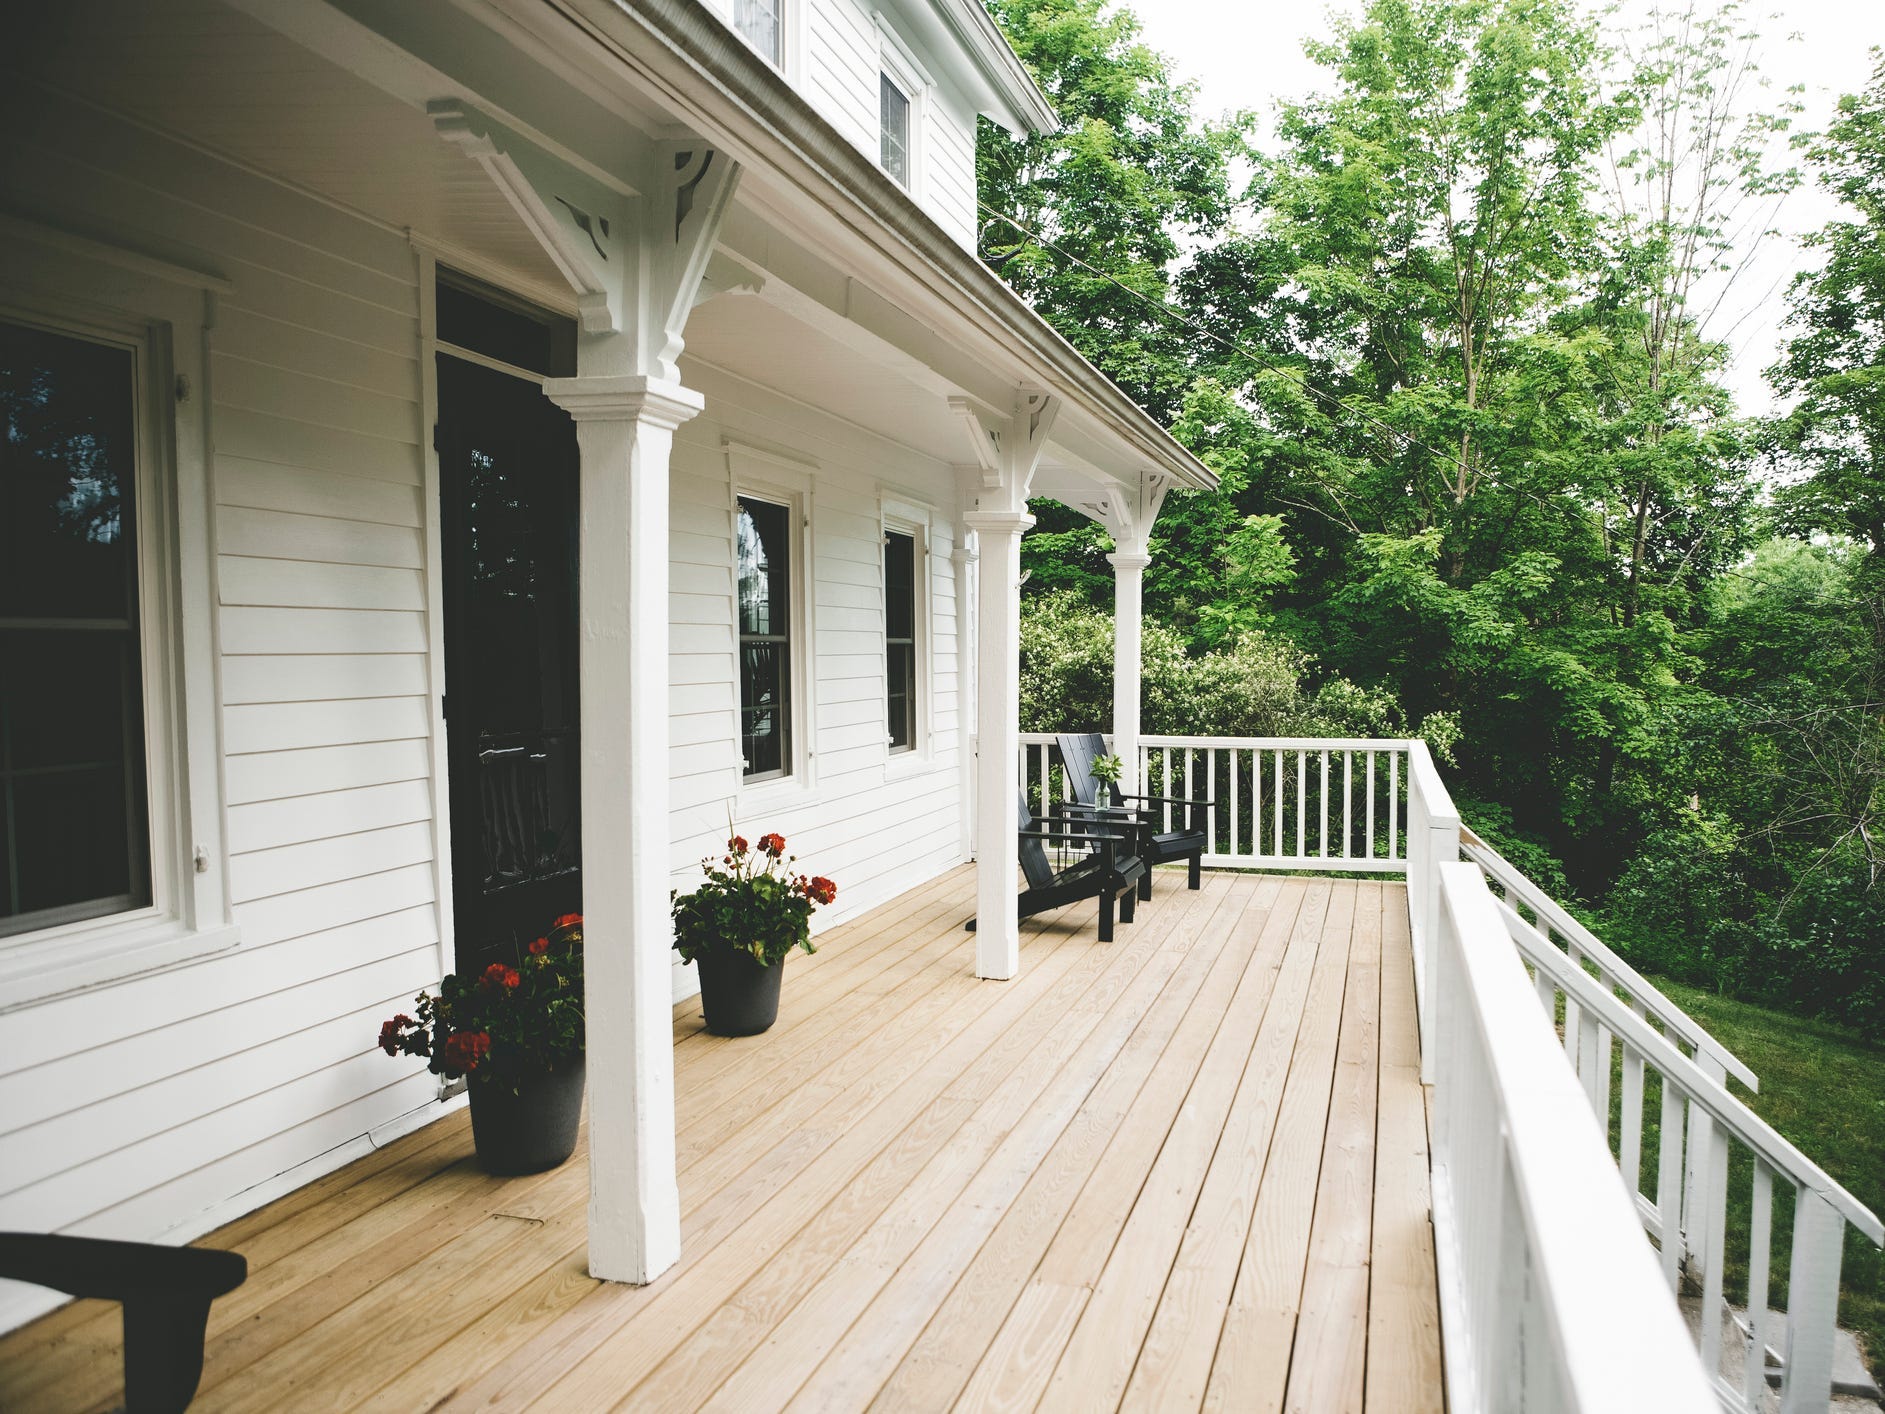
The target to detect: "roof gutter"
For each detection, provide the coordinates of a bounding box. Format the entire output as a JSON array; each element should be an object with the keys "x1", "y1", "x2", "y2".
[{"x1": 530, "y1": 0, "x2": 1215, "y2": 492}]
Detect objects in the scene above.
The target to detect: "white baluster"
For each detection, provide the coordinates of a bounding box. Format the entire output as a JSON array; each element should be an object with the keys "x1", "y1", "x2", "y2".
[
  {"x1": 1389, "y1": 747, "x2": 1401, "y2": 861},
  {"x1": 1228, "y1": 747, "x2": 1240, "y2": 859},
  {"x1": 1273, "y1": 748, "x2": 1284, "y2": 856},
  {"x1": 1697, "y1": 1120, "x2": 1730, "y2": 1377},
  {"x1": 1320, "y1": 750, "x2": 1329, "y2": 858},
  {"x1": 1779, "y1": 1188, "x2": 1846, "y2": 1413},
  {"x1": 1657, "y1": 1078, "x2": 1686, "y2": 1290},
  {"x1": 1342, "y1": 751, "x2": 1353, "y2": 858},
  {"x1": 1621, "y1": 1046, "x2": 1645, "y2": 1201},
  {"x1": 1744, "y1": 1162, "x2": 1773, "y2": 1409},
  {"x1": 1366, "y1": 749, "x2": 1377, "y2": 859},
  {"x1": 1206, "y1": 748, "x2": 1217, "y2": 857},
  {"x1": 1295, "y1": 749, "x2": 1306, "y2": 859}
]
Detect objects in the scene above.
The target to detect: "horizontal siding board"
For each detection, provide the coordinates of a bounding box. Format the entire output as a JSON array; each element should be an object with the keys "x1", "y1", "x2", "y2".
[
  {"x1": 224, "y1": 739, "x2": 431, "y2": 805},
  {"x1": 213, "y1": 408, "x2": 422, "y2": 486},
  {"x1": 219, "y1": 607, "x2": 427, "y2": 656},
  {"x1": 220, "y1": 652, "x2": 430, "y2": 705},
  {"x1": 223, "y1": 696, "x2": 431, "y2": 755},
  {"x1": 229, "y1": 820, "x2": 435, "y2": 903},
  {"x1": 216, "y1": 458, "x2": 424, "y2": 528},
  {"x1": 232, "y1": 864, "x2": 436, "y2": 951},
  {"x1": 213, "y1": 353, "x2": 420, "y2": 444},
  {"x1": 213, "y1": 306, "x2": 421, "y2": 402},
  {"x1": 228, "y1": 780, "x2": 434, "y2": 854},
  {"x1": 218, "y1": 556, "x2": 424, "y2": 613},
  {"x1": 216, "y1": 505, "x2": 424, "y2": 569},
  {"x1": 0, "y1": 908, "x2": 438, "y2": 1069}
]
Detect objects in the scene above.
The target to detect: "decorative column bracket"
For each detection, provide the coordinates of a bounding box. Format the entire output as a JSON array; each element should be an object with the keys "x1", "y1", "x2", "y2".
[
  {"x1": 1066, "y1": 466, "x2": 1177, "y2": 558},
  {"x1": 429, "y1": 99, "x2": 739, "y2": 372},
  {"x1": 948, "y1": 388, "x2": 1060, "y2": 512}
]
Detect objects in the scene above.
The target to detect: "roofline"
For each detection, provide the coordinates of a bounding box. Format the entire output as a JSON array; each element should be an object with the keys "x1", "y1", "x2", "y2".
[
  {"x1": 530, "y1": 0, "x2": 1214, "y2": 493},
  {"x1": 929, "y1": 0, "x2": 1059, "y2": 135}
]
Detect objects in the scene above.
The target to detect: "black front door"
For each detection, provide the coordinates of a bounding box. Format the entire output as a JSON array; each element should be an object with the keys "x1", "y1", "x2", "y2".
[{"x1": 436, "y1": 352, "x2": 581, "y2": 974}]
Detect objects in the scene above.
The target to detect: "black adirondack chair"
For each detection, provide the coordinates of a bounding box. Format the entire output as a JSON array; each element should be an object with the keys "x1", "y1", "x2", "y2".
[
  {"x1": 1056, "y1": 731, "x2": 1208, "y2": 898},
  {"x1": 0, "y1": 1232, "x2": 247, "y2": 1413},
  {"x1": 967, "y1": 792, "x2": 1146, "y2": 942}
]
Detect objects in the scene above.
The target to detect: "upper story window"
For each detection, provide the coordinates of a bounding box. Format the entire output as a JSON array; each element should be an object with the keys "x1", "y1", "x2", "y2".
[
  {"x1": 0, "y1": 319, "x2": 151, "y2": 937},
  {"x1": 734, "y1": 0, "x2": 782, "y2": 67},
  {"x1": 884, "y1": 530, "x2": 916, "y2": 753},
  {"x1": 879, "y1": 72, "x2": 912, "y2": 187},
  {"x1": 737, "y1": 494, "x2": 794, "y2": 781}
]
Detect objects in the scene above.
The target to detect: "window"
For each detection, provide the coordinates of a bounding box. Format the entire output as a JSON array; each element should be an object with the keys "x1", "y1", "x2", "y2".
[
  {"x1": 880, "y1": 72, "x2": 911, "y2": 187},
  {"x1": 0, "y1": 319, "x2": 150, "y2": 937},
  {"x1": 737, "y1": 495, "x2": 793, "y2": 780},
  {"x1": 734, "y1": 0, "x2": 782, "y2": 67},
  {"x1": 884, "y1": 530, "x2": 916, "y2": 753}
]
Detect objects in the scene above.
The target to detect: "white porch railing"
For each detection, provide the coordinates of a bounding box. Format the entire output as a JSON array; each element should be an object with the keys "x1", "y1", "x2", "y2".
[
  {"x1": 1430, "y1": 861, "x2": 1717, "y2": 1412},
  {"x1": 1018, "y1": 733, "x2": 1413, "y2": 871},
  {"x1": 1022, "y1": 729, "x2": 1882, "y2": 1412}
]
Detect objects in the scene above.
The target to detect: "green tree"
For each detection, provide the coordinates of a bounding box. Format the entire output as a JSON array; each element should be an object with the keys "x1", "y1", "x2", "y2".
[{"x1": 1770, "y1": 52, "x2": 1885, "y2": 578}]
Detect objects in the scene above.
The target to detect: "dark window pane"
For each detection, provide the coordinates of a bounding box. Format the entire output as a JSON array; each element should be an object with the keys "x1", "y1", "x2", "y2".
[
  {"x1": 1, "y1": 319, "x2": 150, "y2": 934},
  {"x1": 885, "y1": 531, "x2": 914, "y2": 640},
  {"x1": 880, "y1": 74, "x2": 910, "y2": 186},
  {"x1": 737, "y1": 497, "x2": 789, "y2": 637},
  {"x1": 741, "y1": 642, "x2": 789, "y2": 777},
  {"x1": 0, "y1": 321, "x2": 136, "y2": 621},
  {"x1": 887, "y1": 643, "x2": 915, "y2": 752},
  {"x1": 436, "y1": 273, "x2": 575, "y2": 378}
]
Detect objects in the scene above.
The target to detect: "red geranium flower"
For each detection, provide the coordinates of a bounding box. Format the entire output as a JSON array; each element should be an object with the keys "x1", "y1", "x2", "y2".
[
  {"x1": 482, "y1": 962, "x2": 521, "y2": 991},
  {"x1": 553, "y1": 913, "x2": 582, "y2": 930},
  {"x1": 441, "y1": 1030, "x2": 491, "y2": 1073},
  {"x1": 758, "y1": 832, "x2": 786, "y2": 857},
  {"x1": 377, "y1": 1015, "x2": 413, "y2": 1056},
  {"x1": 527, "y1": 936, "x2": 550, "y2": 956},
  {"x1": 807, "y1": 876, "x2": 837, "y2": 906}
]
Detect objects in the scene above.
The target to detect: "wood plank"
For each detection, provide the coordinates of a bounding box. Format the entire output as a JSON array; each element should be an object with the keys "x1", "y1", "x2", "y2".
[
  {"x1": 1203, "y1": 880, "x2": 1359, "y2": 1413},
  {"x1": 950, "y1": 880, "x2": 1321, "y2": 1413},
  {"x1": 1119, "y1": 874, "x2": 1333, "y2": 1410},
  {"x1": 1282, "y1": 879, "x2": 1381, "y2": 1412},
  {"x1": 1036, "y1": 874, "x2": 1319, "y2": 1412},
  {"x1": 715, "y1": 876, "x2": 1260, "y2": 1413},
  {"x1": 1365, "y1": 884, "x2": 1444, "y2": 1413}
]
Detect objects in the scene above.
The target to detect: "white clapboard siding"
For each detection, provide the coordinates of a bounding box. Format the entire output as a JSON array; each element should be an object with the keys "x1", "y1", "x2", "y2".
[
  {"x1": 0, "y1": 85, "x2": 444, "y2": 1287},
  {"x1": 926, "y1": 87, "x2": 979, "y2": 246},
  {"x1": 805, "y1": 0, "x2": 878, "y2": 150}
]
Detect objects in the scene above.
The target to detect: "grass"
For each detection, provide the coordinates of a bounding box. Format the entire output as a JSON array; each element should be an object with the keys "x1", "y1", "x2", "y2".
[{"x1": 1646, "y1": 976, "x2": 1885, "y2": 1383}]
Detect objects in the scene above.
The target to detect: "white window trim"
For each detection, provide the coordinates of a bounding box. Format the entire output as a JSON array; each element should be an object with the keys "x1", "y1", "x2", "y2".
[
  {"x1": 0, "y1": 238, "x2": 239, "y2": 1012},
  {"x1": 718, "y1": 0, "x2": 801, "y2": 79},
  {"x1": 880, "y1": 494, "x2": 934, "y2": 780},
  {"x1": 875, "y1": 13, "x2": 932, "y2": 197},
  {"x1": 728, "y1": 439, "x2": 818, "y2": 806}
]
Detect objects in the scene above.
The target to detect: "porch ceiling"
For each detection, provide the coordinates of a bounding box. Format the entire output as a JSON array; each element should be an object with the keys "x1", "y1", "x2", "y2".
[{"x1": 0, "y1": 870, "x2": 1442, "y2": 1412}]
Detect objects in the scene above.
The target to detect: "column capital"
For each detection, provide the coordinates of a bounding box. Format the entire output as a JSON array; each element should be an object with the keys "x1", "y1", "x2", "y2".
[
  {"x1": 1106, "y1": 549, "x2": 1151, "y2": 573},
  {"x1": 961, "y1": 509, "x2": 1036, "y2": 536},
  {"x1": 542, "y1": 374, "x2": 705, "y2": 429}
]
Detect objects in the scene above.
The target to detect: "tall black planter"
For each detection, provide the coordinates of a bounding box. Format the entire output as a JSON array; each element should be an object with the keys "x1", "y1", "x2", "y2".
[
  {"x1": 467, "y1": 1059, "x2": 585, "y2": 1175},
  {"x1": 696, "y1": 948, "x2": 786, "y2": 1036}
]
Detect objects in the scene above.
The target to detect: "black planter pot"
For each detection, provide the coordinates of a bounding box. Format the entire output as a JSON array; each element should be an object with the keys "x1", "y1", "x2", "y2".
[
  {"x1": 695, "y1": 947, "x2": 786, "y2": 1036},
  {"x1": 467, "y1": 1059, "x2": 585, "y2": 1175}
]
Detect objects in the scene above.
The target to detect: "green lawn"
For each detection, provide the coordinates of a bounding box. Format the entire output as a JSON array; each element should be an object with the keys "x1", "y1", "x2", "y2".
[{"x1": 1647, "y1": 977, "x2": 1885, "y2": 1383}]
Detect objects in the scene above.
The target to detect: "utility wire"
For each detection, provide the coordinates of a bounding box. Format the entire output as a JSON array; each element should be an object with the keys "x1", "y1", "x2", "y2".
[{"x1": 976, "y1": 201, "x2": 1484, "y2": 483}]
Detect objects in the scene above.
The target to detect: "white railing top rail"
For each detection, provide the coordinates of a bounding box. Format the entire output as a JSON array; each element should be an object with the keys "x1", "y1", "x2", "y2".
[
  {"x1": 1500, "y1": 899, "x2": 1884, "y2": 1245},
  {"x1": 1018, "y1": 732, "x2": 1415, "y2": 752},
  {"x1": 1403, "y1": 738, "x2": 1460, "y2": 824},
  {"x1": 1436, "y1": 864, "x2": 1717, "y2": 1412},
  {"x1": 1463, "y1": 828, "x2": 1759, "y2": 1093}
]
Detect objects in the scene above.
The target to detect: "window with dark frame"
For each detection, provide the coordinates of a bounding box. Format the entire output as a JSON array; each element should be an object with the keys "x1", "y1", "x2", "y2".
[
  {"x1": 884, "y1": 530, "x2": 916, "y2": 753},
  {"x1": 734, "y1": 0, "x2": 783, "y2": 66},
  {"x1": 880, "y1": 72, "x2": 911, "y2": 187},
  {"x1": 737, "y1": 495, "x2": 793, "y2": 780},
  {"x1": 0, "y1": 318, "x2": 151, "y2": 937}
]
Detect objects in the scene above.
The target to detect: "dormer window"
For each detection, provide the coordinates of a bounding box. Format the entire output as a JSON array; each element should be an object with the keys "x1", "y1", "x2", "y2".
[
  {"x1": 879, "y1": 73, "x2": 911, "y2": 187},
  {"x1": 734, "y1": 0, "x2": 782, "y2": 67}
]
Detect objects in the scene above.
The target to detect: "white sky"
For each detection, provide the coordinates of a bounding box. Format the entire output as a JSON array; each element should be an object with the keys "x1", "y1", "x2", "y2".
[{"x1": 1129, "y1": 0, "x2": 1885, "y2": 413}]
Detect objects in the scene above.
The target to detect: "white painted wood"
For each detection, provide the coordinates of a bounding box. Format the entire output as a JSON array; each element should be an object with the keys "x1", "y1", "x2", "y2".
[
  {"x1": 968, "y1": 511, "x2": 1030, "y2": 980},
  {"x1": 1780, "y1": 1190, "x2": 1847, "y2": 1413},
  {"x1": 1109, "y1": 550, "x2": 1147, "y2": 797},
  {"x1": 1427, "y1": 863, "x2": 1716, "y2": 1414},
  {"x1": 1745, "y1": 1164, "x2": 1773, "y2": 1410}
]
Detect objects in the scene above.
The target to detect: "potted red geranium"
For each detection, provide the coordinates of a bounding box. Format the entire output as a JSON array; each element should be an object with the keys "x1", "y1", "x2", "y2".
[
  {"x1": 671, "y1": 832, "x2": 836, "y2": 1036},
  {"x1": 379, "y1": 912, "x2": 585, "y2": 1174}
]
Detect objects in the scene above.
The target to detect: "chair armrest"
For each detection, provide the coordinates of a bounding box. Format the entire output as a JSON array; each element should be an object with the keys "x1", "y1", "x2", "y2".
[
  {"x1": 0, "y1": 1232, "x2": 247, "y2": 1303},
  {"x1": 1021, "y1": 829, "x2": 1129, "y2": 846},
  {"x1": 1118, "y1": 792, "x2": 1213, "y2": 809},
  {"x1": 1047, "y1": 803, "x2": 1148, "y2": 820}
]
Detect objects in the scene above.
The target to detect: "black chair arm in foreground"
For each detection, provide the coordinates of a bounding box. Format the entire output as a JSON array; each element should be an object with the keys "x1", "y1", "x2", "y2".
[
  {"x1": 1055, "y1": 732, "x2": 1211, "y2": 899},
  {"x1": 966, "y1": 793, "x2": 1148, "y2": 943},
  {"x1": 0, "y1": 1231, "x2": 247, "y2": 1413}
]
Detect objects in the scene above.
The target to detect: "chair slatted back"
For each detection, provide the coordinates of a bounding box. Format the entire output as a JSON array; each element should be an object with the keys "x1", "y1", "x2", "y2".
[
  {"x1": 1015, "y1": 791, "x2": 1057, "y2": 890},
  {"x1": 1057, "y1": 732, "x2": 1123, "y2": 809}
]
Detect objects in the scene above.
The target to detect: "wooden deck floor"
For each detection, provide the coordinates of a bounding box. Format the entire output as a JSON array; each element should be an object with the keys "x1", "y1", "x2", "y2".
[{"x1": 0, "y1": 869, "x2": 1442, "y2": 1413}]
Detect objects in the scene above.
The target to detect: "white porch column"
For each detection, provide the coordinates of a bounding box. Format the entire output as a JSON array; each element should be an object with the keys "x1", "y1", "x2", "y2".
[
  {"x1": 964, "y1": 509, "x2": 1033, "y2": 979},
  {"x1": 1107, "y1": 548, "x2": 1149, "y2": 795},
  {"x1": 544, "y1": 374, "x2": 703, "y2": 1284}
]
